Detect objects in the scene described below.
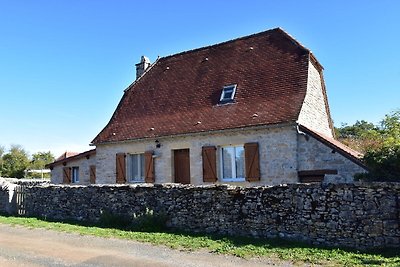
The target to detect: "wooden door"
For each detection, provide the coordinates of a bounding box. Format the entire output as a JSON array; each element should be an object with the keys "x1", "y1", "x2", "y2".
[
  {"x1": 174, "y1": 149, "x2": 191, "y2": 184},
  {"x1": 89, "y1": 165, "x2": 96, "y2": 184}
]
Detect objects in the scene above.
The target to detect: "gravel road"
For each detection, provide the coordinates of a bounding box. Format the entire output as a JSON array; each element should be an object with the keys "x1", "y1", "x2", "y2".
[{"x1": 0, "y1": 224, "x2": 296, "y2": 267}]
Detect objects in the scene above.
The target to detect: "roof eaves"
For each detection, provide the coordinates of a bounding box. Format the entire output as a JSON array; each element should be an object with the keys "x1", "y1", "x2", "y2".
[
  {"x1": 93, "y1": 121, "x2": 297, "y2": 146},
  {"x1": 46, "y1": 149, "x2": 96, "y2": 169}
]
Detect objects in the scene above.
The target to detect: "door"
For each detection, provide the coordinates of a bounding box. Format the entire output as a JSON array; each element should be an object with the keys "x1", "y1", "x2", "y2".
[{"x1": 174, "y1": 149, "x2": 191, "y2": 184}]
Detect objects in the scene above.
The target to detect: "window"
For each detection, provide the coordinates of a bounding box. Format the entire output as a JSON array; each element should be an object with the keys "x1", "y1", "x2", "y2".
[
  {"x1": 127, "y1": 153, "x2": 145, "y2": 182},
  {"x1": 219, "y1": 84, "x2": 237, "y2": 103},
  {"x1": 71, "y1": 167, "x2": 79, "y2": 183},
  {"x1": 220, "y1": 145, "x2": 245, "y2": 181}
]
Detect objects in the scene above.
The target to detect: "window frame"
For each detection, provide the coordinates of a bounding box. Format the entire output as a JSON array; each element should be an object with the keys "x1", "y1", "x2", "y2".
[
  {"x1": 71, "y1": 166, "x2": 79, "y2": 183},
  {"x1": 219, "y1": 145, "x2": 245, "y2": 182},
  {"x1": 127, "y1": 153, "x2": 145, "y2": 183},
  {"x1": 219, "y1": 84, "x2": 237, "y2": 103}
]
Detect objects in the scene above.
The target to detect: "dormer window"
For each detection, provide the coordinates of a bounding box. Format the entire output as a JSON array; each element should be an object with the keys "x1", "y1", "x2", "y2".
[{"x1": 219, "y1": 84, "x2": 237, "y2": 104}]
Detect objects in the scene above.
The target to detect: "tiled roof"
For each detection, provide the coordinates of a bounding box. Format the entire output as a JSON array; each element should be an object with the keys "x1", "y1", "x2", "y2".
[
  {"x1": 93, "y1": 28, "x2": 313, "y2": 144},
  {"x1": 46, "y1": 149, "x2": 96, "y2": 168},
  {"x1": 55, "y1": 151, "x2": 79, "y2": 161},
  {"x1": 299, "y1": 125, "x2": 368, "y2": 169}
]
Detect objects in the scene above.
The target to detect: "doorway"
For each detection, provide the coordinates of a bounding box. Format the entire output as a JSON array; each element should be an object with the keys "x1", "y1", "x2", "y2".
[{"x1": 174, "y1": 149, "x2": 190, "y2": 184}]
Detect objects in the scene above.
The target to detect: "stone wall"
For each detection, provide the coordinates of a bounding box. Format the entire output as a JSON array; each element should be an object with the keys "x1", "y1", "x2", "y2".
[
  {"x1": 298, "y1": 133, "x2": 367, "y2": 183},
  {"x1": 298, "y1": 60, "x2": 333, "y2": 137},
  {"x1": 0, "y1": 184, "x2": 8, "y2": 213},
  {"x1": 19, "y1": 182, "x2": 400, "y2": 250},
  {"x1": 0, "y1": 178, "x2": 49, "y2": 214}
]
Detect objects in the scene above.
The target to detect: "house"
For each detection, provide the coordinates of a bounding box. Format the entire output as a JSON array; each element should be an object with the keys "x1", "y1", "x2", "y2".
[
  {"x1": 48, "y1": 28, "x2": 367, "y2": 185},
  {"x1": 47, "y1": 149, "x2": 96, "y2": 184}
]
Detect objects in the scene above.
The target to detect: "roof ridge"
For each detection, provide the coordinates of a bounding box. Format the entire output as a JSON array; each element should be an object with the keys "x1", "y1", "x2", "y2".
[
  {"x1": 274, "y1": 27, "x2": 311, "y2": 53},
  {"x1": 46, "y1": 149, "x2": 96, "y2": 168},
  {"x1": 124, "y1": 27, "x2": 312, "y2": 93},
  {"x1": 160, "y1": 27, "x2": 310, "y2": 61}
]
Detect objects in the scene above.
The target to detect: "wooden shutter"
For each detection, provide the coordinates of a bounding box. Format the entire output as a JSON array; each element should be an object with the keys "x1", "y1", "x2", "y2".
[
  {"x1": 62, "y1": 167, "x2": 71, "y2": 184},
  {"x1": 116, "y1": 153, "x2": 126, "y2": 184},
  {"x1": 202, "y1": 146, "x2": 217, "y2": 182},
  {"x1": 244, "y1": 142, "x2": 260, "y2": 181},
  {"x1": 144, "y1": 151, "x2": 155, "y2": 183},
  {"x1": 89, "y1": 165, "x2": 96, "y2": 184}
]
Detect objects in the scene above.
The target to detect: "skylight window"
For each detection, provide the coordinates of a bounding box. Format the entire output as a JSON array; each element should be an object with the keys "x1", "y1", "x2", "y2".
[{"x1": 219, "y1": 84, "x2": 237, "y2": 103}]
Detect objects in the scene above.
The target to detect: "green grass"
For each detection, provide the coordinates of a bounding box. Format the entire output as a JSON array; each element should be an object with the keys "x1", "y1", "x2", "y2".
[{"x1": 0, "y1": 215, "x2": 399, "y2": 266}]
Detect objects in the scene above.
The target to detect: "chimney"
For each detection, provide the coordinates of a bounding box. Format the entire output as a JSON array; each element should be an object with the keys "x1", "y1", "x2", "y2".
[{"x1": 135, "y1": 56, "x2": 151, "y2": 79}]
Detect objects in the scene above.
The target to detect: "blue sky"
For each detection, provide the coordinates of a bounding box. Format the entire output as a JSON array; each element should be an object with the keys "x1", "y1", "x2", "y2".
[{"x1": 0, "y1": 1, "x2": 399, "y2": 157}]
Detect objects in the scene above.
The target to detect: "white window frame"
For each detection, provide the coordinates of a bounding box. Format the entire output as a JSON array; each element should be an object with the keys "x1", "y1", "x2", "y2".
[
  {"x1": 219, "y1": 145, "x2": 245, "y2": 182},
  {"x1": 127, "y1": 153, "x2": 145, "y2": 183},
  {"x1": 71, "y1": 167, "x2": 79, "y2": 183},
  {"x1": 219, "y1": 84, "x2": 237, "y2": 103}
]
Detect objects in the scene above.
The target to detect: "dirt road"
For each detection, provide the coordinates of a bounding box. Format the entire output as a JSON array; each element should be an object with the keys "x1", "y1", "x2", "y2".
[{"x1": 0, "y1": 224, "x2": 294, "y2": 267}]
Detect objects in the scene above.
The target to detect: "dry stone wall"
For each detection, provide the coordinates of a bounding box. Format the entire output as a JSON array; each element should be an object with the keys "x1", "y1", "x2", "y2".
[
  {"x1": 17, "y1": 182, "x2": 400, "y2": 250},
  {"x1": 0, "y1": 178, "x2": 49, "y2": 214},
  {"x1": 0, "y1": 186, "x2": 8, "y2": 213}
]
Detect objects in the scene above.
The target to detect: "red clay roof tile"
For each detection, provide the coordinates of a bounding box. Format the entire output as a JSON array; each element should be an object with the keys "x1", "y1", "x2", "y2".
[
  {"x1": 55, "y1": 151, "x2": 79, "y2": 161},
  {"x1": 47, "y1": 149, "x2": 96, "y2": 168},
  {"x1": 92, "y1": 28, "x2": 312, "y2": 144}
]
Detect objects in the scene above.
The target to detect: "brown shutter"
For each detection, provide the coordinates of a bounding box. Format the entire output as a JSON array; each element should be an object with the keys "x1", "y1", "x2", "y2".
[
  {"x1": 202, "y1": 146, "x2": 217, "y2": 182},
  {"x1": 116, "y1": 153, "x2": 126, "y2": 184},
  {"x1": 62, "y1": 167, "x2": 71, "y2": 184},
  {"x1": 89, "y1": 165, "x2": 96, "y2": 184},
  {"x1": 244, "y1": 142, "x2": 260, "y2": 181},
  {"x1": 144, "y1": 151, "x2": 155, "y2": 183}
]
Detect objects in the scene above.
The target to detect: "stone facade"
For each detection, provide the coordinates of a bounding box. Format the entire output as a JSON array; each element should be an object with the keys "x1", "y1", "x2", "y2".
[
  {"x1": 51, "y1": 154, "x2": 96, "y2": 185},
  {"x1": 95, "y1": 123, "x2": 364, "y2": 185},
  {"x1": 298, "y1": 60, "x2": 333, "y2": 138},
  {"x1": 96, "y1": 125, "x2": 298, "y2": 185},
  {"x1": 11, "y1": 182, "x2": 400, "y2": 250},
  {"x1": 49, "y1": 58, "x2": 365, "y2": 185},
  {"x1": 298, "y1": 134, "x2": 366, "y2": 183}
]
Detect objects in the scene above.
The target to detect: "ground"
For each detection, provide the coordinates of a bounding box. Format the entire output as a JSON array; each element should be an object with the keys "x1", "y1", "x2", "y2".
[{"x1": 0, "y1": 224, "x2": 299, "y2": 267}]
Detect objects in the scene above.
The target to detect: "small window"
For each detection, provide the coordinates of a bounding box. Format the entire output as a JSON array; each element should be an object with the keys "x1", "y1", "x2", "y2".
[
  {"x1": 219, "y1": 84, "x2": 237, "y2": 103},
  {"x1": 128, "y1": 153, "x2": 145, "y2": 182},
  {"x1": 71, "y1": 167, "x2": 79, "y2": 183},
  {"x1": 220, "y1": 145, "x2": 245, "y2": 181}
]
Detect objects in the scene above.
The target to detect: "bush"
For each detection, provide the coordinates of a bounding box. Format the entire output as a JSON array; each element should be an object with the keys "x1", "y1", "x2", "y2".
[{"x1": 359, "y1": 145, "x2": 400, "y2": 182}]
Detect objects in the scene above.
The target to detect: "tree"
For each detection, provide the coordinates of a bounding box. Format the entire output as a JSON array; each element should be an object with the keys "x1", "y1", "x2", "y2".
[
  {"x1": 336, "y1": 110, "x2": 400, "y2": 182},
  {"x1": 27, "y1": 151, "x2": 55, "y2": 178},
  {"x1": 360, "y1": 111, "x2": 400, "y2": 181},
  {"x1": 335, "y1": 120, "x2": 380, "y2": 153},
  {"x1": 336, "y1": 120, "x2": 376, "y2": 139},
  {"x1": 30, "y1": 151, "x2": 55, "y2": 170},
  {"x1": 1, "y1": 145, "x2": 30, "y2": 178},
  {"x1": 0, "y1": 145, "x2": 4, "y2": 177}
]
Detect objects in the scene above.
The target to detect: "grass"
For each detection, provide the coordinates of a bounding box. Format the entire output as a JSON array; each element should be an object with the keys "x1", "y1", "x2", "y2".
[{"x1": 0, "y1": 215, "x2": 399, "y2": 266}]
